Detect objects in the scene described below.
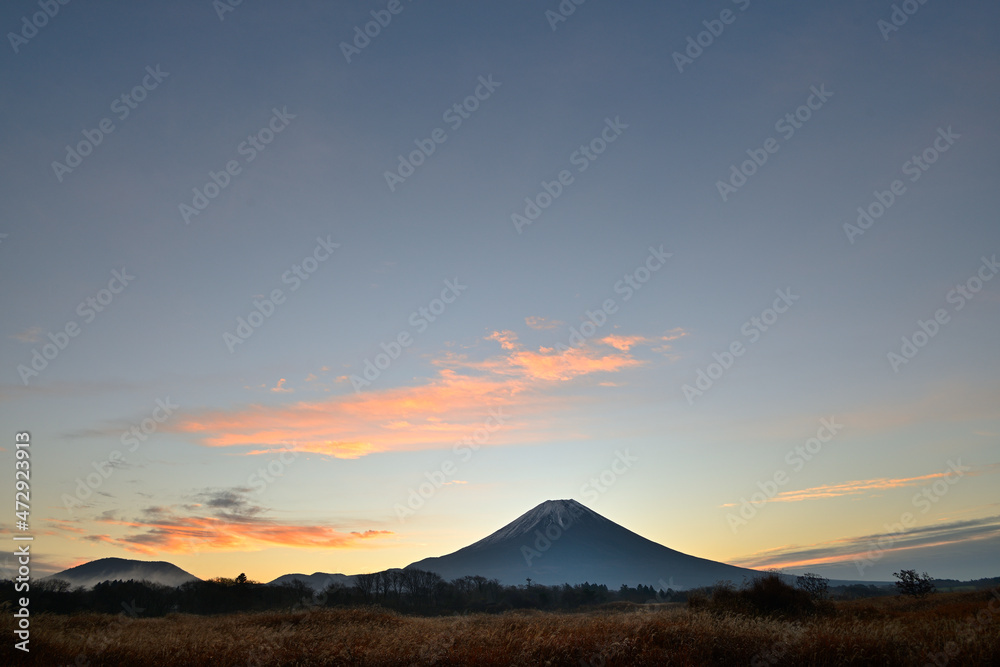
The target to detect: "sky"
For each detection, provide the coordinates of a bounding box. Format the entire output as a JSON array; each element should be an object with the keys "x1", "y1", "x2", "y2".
[{"x1": 1, "y1": 0, "x2": 998, "y2": 586}]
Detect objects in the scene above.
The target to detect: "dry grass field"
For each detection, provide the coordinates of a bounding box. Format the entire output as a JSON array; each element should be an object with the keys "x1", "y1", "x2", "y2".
[{"x1": 4, "y1": 590, "x2": 999, "y2": 666}]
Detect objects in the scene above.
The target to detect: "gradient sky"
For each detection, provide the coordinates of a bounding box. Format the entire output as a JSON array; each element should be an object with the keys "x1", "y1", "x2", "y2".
[{"x1": 2, "y1": 1, "x2": 998, "y2": 585}]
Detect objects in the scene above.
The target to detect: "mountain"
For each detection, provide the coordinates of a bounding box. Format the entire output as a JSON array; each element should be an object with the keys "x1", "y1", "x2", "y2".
[
  {"x1": 406, "y1": 499, "x2": 765, "y2": 589},
  {"x1": 267, "y1": 572, "x2": 355, "y2": 591},
  {"x1": 46, "y1": 557, "x2": 200, "y2": 589}
]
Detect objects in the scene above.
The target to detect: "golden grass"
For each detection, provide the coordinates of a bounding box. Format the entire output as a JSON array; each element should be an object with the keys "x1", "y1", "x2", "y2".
[{"x1": 4, "y1": 591, "x2": 998, "y2": 666}]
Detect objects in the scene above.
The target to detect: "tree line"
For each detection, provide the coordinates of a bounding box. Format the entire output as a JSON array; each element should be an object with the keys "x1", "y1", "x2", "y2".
[
  {"x1": 1, "y1": 570, "x2": 676, "y2": 616},
  {"x1": 3, "y1": 568, "x2": 983, "y2": 617}
]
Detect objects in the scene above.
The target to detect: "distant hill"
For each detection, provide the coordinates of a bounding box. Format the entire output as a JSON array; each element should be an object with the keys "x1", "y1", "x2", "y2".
[
  {"x1": 46, "y1": 557, "x2": 200, "y2": 589},
  {"x1": 406, "y1": 499, "x2": 767, "y2": 589},
  {"x1": 267, "y1": 572, "x2": 355, "y2": 591}
]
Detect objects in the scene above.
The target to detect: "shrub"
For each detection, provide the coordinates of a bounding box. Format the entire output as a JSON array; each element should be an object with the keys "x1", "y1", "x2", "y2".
[
  {"x1": 742, "y1": 573, "x2": 815, "y2": 617},
  {"x1": 694, "y1": 573, "x2": 816, "y2": 618},
  {"x1": 893, "y1": 569, "x2": 935, "y2": 598}
]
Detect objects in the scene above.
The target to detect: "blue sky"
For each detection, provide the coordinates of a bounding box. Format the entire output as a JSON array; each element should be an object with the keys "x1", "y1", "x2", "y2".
[{"x1": 1, "y1": 0, "x2": 998, "y2": 584}]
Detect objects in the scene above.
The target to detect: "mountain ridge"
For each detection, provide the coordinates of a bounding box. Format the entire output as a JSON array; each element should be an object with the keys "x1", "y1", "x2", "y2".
[{"x1": 267, "y1": 572, "x2": 355, "y2": 591}]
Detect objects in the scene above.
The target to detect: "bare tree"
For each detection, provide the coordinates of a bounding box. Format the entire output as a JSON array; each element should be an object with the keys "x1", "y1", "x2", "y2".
[
  {"x1": 796, "y1": 573, "x2": 829, "y2": 600},
  {"x1": 388, "y1": 570, "x2": 405, "y2": 599},
  {"x1": 353, "y1": 572, "x2": 376, "y2": 601}
]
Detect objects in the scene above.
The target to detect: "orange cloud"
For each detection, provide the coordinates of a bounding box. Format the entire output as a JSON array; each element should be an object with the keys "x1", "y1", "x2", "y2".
[
  {"x1": 173, "y1": 329, "x2": 651, "y2": 458},
  {"x1": 486, "y1": 330, "x2": 519, "y2": 350},
  {"x1": 600, "y1": 334, "x2": 649, "y2": 351},
  {"x1": 176, "y1": 369, "x2": 533, "y2": 458},
  {"x1": 769, "y1": 473, "x2": 959, "y2": 503},
  {"x1": 10, "y1": 326, "x2": 44, "y2": 343},
  {"x1": 660, "y1": 327, "x2": 687, "y2": 342},
  {"x1": 452, "y1": 330, "x2": 646, "y2": 383},
  {"x1": 97, "y1": 516, "x2": 391, "y2": 554},
  {"x1": 270, "y1": 378, "x2": 292, "y2": 393},
  {"x1": 79, "y1": 494, "x2": 394, "y2": 555}
]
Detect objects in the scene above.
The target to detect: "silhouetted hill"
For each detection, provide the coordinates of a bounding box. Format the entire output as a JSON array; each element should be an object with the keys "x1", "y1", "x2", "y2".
[
  {"x1": 46, "y1": 557, "x2": 199, "y2": 589},
  {"x1": 267, "y1": 572, "x2": 355, "y2": 591}
]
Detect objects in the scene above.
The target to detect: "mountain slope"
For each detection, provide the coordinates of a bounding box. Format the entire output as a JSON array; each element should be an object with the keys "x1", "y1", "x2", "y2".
[
  {"x1": 267, "y1": 572, "x2": 355, "y2": 591},
  {"x1": 46, "y1": 557, "x2": 200, "y2": 588},
  {"x1": 406, "y1": 499, "x2": 763, "y2": 589}
]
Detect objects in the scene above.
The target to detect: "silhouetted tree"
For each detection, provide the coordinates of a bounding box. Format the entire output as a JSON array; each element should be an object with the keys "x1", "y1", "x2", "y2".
[
  {"x1": 796, "y1": 573, "x2": 829, "y2": 600},
  {"x1": 353, "y1": 573, "x2": 377, "y2": 601},
  {"x1": 893, "y1": 569, "x2": 935, "y2": 598}
]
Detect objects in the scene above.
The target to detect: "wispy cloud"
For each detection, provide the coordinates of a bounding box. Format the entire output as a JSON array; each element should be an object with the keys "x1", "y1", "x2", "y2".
[
  {"x1": 270, "y1": 378, "x2": 292, "y2": 393},
  {"x1": 731, "y1": 515, "x2": 1000, "y2": 570},
  {"x1": 172, "y1": 330, "x2": 654, "y2": 458},
  {"x1": 652, "y1": 327, "x2": 688, "y2": 357},
  {"x1": 71, "y1": 489, "x2": 392, "y2": 555},
  {"x1": 45, "y1": 519, "x2": 88, "y2": 534},
  {"x1": 600, "y1": 334, "x2": 649, "y2": 351},
  {"x1": 456, "y1": 329, "x2": 647, "y2": 383},
  {"x1": 10, "y1": 326, "x2": 44, "y2": 343},
  {"x1": 720, "y1": 463, "x2": 1000, "y2": 507}
]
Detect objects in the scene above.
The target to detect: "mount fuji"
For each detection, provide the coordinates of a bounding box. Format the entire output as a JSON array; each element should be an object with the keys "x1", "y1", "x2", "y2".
[{"x1": 406, "y1": 499, "x2": 763, "y2": 589}]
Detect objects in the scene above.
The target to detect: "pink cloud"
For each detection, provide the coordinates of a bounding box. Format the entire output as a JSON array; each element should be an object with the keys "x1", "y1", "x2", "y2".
[
  {"x1": 270, "y1": 378, "x2": 292, "y2": 393},
  {"x1": 172, "y1": 329, "x2": 654, "y2": 458}
]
